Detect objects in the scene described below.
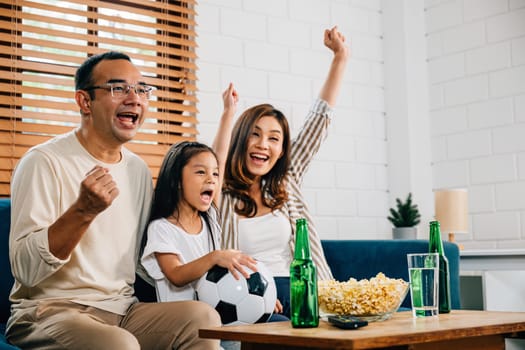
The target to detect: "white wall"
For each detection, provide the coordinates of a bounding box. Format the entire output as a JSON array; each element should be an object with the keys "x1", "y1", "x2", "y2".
[
  {"x1": 382, "y1": 1, "x2": 434, "y2": 237},
  {"x1": 195, "y1": 0, "x2": 389, "y2": 240},
  {"x1": 426, "y1": 0, "x2": 525, "y2": 249},
  {"x1": 195, "y1": 0, "x2": 525, "y2": 249}
]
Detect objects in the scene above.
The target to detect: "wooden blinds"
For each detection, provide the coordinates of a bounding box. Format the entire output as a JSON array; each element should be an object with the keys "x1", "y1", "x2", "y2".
[{"x1": 0, "y1": 0, "x2": 198, "y2": 197}]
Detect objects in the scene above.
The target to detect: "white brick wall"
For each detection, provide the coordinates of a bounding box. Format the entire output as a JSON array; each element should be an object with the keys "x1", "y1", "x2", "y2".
[
  {"x1": 467, "y1": 98, "x2": 513, "y2": 129},
  {"x1": 487, "y1": 7, "x2": 525, "y2": 42},
  {"x1": 195, "y1": 0, "x2": 387, "y2": 239},
  {"x1": 427, "y1": 0, "x2": 525, "y2": 249},
  {"x1": 195, "y1": 0, "x2": 525, "y2": 249},
  {"x1": 469, "y1": 185, "x2": 495, "y2": 213},
  {"x1": 513, "y1": 37, "x2": 525, "y2": 65}
]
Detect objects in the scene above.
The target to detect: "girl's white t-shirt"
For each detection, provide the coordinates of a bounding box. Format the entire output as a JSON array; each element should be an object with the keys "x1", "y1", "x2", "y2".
[
  {"x1": 141, "y1": 217, "x2": 213, "y2": 302},
  {"x1": 238, "y1": 210, "x2": 292, "y2": 277}
]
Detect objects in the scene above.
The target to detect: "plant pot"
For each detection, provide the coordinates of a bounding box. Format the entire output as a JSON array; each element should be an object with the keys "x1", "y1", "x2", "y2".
[{"x1": 392, "y1": 227, "x2": 417, "y2": 240}]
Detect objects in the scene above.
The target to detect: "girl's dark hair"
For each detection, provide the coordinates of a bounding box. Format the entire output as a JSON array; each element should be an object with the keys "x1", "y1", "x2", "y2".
[
  {"x1": 148, "y1": 141, "x2": 218, "y2": 224},
  {"x1": 223, "y1": 104, "x2": 291, "y2": 217}
]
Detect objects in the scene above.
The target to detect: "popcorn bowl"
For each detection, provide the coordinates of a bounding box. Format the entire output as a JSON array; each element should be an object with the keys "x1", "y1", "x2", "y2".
[{"x1": 318, "y1": 273, "x2": 409, "y2": 322}]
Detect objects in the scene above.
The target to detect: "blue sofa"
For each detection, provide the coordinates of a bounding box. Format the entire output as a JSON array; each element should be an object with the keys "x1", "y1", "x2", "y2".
[
  {"x1": 0, "y1": 199, "x2": 17, "y2": 350},
  {"x1": 0, "y1": 198, "x2": 460, "y2": 349},
  {"x1": 321, "y1": 239, "x2": 461, "y2": 309}
]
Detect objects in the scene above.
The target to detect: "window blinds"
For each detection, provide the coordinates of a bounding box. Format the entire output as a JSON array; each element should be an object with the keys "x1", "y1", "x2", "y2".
[{"x1": 0, "y1": 0, "x2": 198, "y2": 196}]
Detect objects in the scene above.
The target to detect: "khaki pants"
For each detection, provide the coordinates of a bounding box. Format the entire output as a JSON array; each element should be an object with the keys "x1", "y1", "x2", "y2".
[{"x1": 7, "y1": 300, "x2": 221, "y2": 350}]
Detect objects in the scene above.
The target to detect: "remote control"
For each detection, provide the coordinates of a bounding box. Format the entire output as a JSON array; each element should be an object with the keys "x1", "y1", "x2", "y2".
[{"x1": 328, "y1": 315, "x2": 368, "y2": 329}]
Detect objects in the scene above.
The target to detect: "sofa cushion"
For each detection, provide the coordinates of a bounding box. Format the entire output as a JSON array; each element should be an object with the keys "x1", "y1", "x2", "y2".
[
  {"x1": 321, "y1": 239, "x2": 461, "y2": 309},
  {"x1": 0, "y1": 324, "x2": 19, "y2": 350}
]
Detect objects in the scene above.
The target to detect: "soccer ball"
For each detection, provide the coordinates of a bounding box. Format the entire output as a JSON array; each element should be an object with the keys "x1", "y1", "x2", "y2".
[{"x1": 195, "y1": 262, "x2": 277, "y2": 326}]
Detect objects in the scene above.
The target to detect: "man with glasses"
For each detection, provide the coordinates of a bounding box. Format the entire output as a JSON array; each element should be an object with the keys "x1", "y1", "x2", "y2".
[{"x1": 7, "y1": 51, "x2": 221, "y2": 349}]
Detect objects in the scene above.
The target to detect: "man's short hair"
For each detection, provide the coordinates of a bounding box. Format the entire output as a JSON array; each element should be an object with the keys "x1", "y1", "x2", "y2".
[{"x1": 75, "y1": 51, "x2": 131, "y2": 92}]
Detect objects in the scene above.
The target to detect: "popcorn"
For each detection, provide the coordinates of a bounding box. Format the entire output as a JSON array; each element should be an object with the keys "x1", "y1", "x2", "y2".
[{"x1": 318, "y1": 273, "x2": 408, "y2": 316}]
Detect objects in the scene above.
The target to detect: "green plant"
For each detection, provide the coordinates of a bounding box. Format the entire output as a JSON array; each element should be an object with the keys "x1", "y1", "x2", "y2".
[{"x1": 388, "y1": 193, "x2": 421, "y2": 227}]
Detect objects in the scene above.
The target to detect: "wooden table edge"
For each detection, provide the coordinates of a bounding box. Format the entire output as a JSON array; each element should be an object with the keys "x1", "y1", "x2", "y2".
[{"x1": 199, "y1": 310, "x2": 525, "y2": 349}]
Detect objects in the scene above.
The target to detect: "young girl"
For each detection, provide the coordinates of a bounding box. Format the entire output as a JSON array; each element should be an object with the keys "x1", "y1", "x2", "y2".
[{"x1": 140, "y1": 140, "x2": 257, "y2": 303}]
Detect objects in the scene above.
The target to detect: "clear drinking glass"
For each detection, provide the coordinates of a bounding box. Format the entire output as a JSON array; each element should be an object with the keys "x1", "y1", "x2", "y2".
[{"x1": 407, "y1": 253, "x2": 439, "y2": 318}]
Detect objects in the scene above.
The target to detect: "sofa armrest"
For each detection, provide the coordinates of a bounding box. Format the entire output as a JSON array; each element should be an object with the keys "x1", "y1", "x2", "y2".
[{"x1": 0, "y1": 199, "x2": 13, "y2": 325}]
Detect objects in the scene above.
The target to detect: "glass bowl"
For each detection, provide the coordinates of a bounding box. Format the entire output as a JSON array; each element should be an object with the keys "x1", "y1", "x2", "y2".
[{"x1": 318, "y1": 273, "x2": 409, "y2": 322}]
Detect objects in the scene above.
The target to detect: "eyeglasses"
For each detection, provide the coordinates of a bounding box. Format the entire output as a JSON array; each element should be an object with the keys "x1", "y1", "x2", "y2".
[{"x1": 84, "y1": 82, "x2": 154, "y2": 100}]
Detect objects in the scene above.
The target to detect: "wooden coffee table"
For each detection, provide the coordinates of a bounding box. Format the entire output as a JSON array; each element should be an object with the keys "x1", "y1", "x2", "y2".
[{"x1": 199, "y1": 310, "x2": 525, "y2": 350}]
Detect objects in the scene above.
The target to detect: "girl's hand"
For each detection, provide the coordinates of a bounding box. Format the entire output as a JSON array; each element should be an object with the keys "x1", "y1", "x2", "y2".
[
  {"x1": 222, "y1": 82, "x2": 238, "y2": 114},
  {"x1": 214, "y1": 249, "x2": 257, "y2": 280}
]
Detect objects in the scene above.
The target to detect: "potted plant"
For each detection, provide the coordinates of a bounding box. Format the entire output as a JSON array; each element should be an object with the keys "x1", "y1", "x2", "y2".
[{"x1": 388, "y1": 193, "x2": 421, "y2": 239}]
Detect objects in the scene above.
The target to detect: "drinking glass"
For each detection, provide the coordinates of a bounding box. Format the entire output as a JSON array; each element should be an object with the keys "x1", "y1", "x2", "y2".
[{"x1": 407, "y1": 253, "x2": 439, "y2": 318}]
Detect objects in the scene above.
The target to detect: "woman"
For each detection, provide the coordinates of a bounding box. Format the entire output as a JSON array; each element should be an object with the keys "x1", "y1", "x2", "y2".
[{"x1": 217, "y1": 26, "x2": 349, "y2": 317}]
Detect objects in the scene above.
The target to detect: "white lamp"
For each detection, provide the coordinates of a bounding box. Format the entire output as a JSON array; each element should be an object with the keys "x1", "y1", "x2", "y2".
[{"x1": 434, "y1": 188, "x2": 468, "y2": 245}]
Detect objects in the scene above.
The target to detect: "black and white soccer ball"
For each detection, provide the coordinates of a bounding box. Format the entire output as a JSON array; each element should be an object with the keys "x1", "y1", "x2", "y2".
[{"x1": 195, "y1": 261, "x2": 277, "y2": 326}]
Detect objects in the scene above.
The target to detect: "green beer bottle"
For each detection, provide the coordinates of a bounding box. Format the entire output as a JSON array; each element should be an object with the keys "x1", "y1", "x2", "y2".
[
  {"x1": 428, "y1": 220, "x2": 451, "y2": 313},
  {"x1": 290, "y1": 218, "x2": 319, "y2": 328}
]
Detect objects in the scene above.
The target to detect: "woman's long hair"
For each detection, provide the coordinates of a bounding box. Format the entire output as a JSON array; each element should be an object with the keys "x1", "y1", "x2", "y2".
[{"x1": 223, "y1": 104, "x2": 291, "y2": 217}]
